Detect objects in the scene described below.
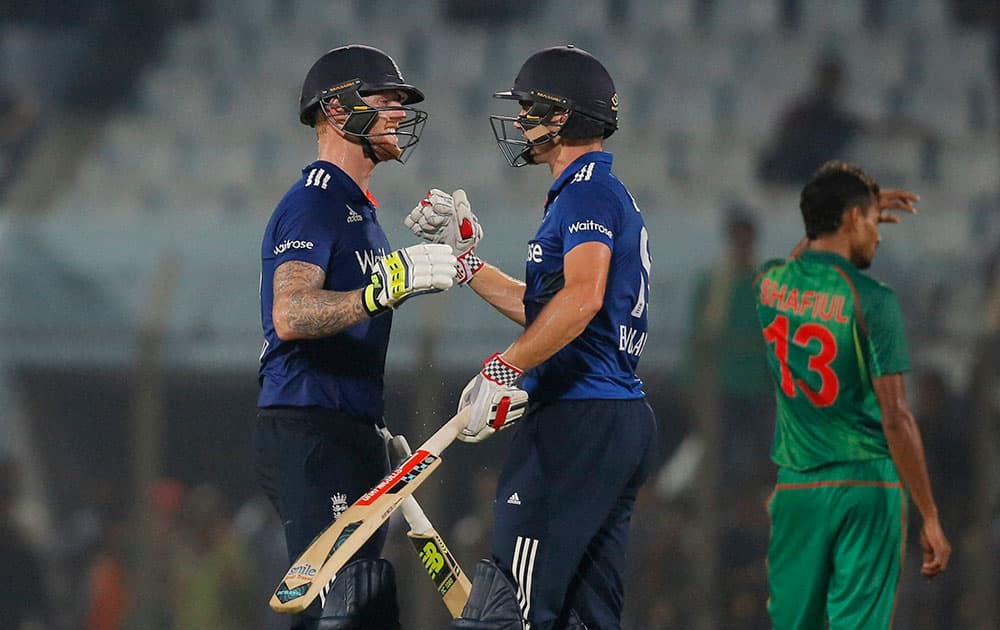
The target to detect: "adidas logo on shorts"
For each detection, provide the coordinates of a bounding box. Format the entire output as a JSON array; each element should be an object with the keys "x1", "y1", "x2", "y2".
[{"x1": 507, "y1": 492, "x2": 521, "y2": 505}]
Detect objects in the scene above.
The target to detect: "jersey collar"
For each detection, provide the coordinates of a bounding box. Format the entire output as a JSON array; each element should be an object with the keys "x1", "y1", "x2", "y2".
[
  {"x1": 306, "y1": 160, "x2": 376, "y2": 207},
  {"x1": 545, "y1": 151, "x2": 613, "y2": 209},
  {"x1": 799, "y1": 249, "x2": 853, "y2": 268}
]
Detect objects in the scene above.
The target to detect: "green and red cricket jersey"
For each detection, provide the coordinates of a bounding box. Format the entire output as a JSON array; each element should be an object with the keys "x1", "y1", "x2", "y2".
[{"x1": 754, "y1": 249, "x2": 911, "y2": 471}]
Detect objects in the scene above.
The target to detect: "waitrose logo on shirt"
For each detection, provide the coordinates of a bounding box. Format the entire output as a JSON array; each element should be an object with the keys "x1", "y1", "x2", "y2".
[
  {"x1": 273, "y1": 239, "x2": 315, "y2": 255},
  {"x1": 567, "y1": 220, "x2": 613, "y2": 238}
]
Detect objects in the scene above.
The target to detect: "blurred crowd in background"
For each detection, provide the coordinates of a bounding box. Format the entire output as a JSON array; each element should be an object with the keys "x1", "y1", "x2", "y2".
[{"x1": 1, "y1": 0, "x2": 998, "y2": 629}]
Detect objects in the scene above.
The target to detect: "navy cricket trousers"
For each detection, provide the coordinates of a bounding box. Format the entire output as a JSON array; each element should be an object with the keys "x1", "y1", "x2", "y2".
[
  {"x1": 491, "y1": 398, "x2": 657, "y2": 630},
  {"x1": 254, "y1": 408, "x2": 391, "y2": 626}
]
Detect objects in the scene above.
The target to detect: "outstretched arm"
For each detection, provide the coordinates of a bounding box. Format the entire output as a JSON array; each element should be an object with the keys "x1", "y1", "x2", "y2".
[
  {"x1": 455, "y1": 242, "x2": 609, "y2": 444},
  {"x1": 273, "y1": 244, "x2": 456, "y2": 340},
  {"x1": 405, "y1": 188, "x2": 525, "y2": 324},
  {"x1": 502, "y1": 242, "x2": 609, "y2": 371},
  {"x1": 873, "y1": 373, "x2": 951, "y2": 579},
  {"x1": 272, "y1": 261, "x2": 368, "y2": 340},
  {"x1": 468, "y1": 265, "x2": 527, "y2": 326}
]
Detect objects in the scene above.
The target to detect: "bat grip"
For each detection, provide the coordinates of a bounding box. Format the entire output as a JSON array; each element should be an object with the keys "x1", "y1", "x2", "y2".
[
  {"x1": 385, "y1": 433, "x2": 434, "y2": 534},
  {"x1": 387, "y1": 435, "x2": 412, "y2": 467},
  {"x1": 400, "y1": 496, "x2": 433, "y2": 535}
]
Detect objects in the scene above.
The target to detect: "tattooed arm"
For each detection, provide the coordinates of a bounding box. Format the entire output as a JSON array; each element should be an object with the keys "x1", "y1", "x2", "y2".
[{"x1": 272, "y1": 260, "x2": 369, "y2": 340}]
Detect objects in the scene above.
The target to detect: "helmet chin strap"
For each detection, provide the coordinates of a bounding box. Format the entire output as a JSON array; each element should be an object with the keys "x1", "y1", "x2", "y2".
[
  {"x1": 520, "y1": 121, "x2": 562, "y2": 166},
  {"x1": 361, "y1": 137, "x2": 379, "y2": 163}
]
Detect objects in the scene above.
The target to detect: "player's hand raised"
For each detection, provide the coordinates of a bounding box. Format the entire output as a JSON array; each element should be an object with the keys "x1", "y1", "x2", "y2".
[
  {"x1": 362, "y1": 243, "x2": 456, "y2": 316},
  {"x1": 877, "y1": 189, "x2": 919, "y2": 224},
  {"x1": 405, "y1": 189, "x2": 483, "y2": 255},
  {"x1": 405, "y1": 189, "x2": 485, "y2": 285}
]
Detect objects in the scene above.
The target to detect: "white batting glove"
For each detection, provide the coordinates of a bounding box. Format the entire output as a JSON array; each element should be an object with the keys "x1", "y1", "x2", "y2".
[
  {"x1": 404, "y1": 189, "x2": 450, "y2": 242},
  {"x1": 457, "y1": 353, "x2": 529, "y2": 443},
  {"x1": 405, "y1": 188, "x2": 483, "y2": 253},
  {"x1": 362, "y1": 243, "x2": 457, "y2": 316},
  {"x1": 404, "y1": 189, "x2": 485, "y2": 285}
]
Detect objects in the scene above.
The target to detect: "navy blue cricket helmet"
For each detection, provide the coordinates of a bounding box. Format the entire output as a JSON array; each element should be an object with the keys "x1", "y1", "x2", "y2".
[
  {"x1": 299, "y1": 45, "x2": 427, "y2": 162},
  {"x1": 491, "y1": 45, "x2": 619, "y2": 166}
]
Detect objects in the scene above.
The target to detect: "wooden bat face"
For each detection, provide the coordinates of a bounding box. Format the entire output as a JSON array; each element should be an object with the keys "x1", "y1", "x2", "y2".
[
  {"x1": 389, "y1": 432, "x2": 472, "y2": 618},
  {"x1": 408, "y1": 531, "x2": 472, "y2": 618},
  {"x1": 271, "y1": 453, "x2": 442, "y2": 612},
  {"x1": 270, "y1": 408, "x2": 470, "y2": 614}
]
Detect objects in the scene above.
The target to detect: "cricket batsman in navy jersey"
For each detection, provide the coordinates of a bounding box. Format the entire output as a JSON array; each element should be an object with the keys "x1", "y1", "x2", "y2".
[
  {"x1": 406, "y1": 45, "x2": 657, "y2": 630},
  {"x1": 255, "y1": 45, "x2": 457, "y2": 630}
]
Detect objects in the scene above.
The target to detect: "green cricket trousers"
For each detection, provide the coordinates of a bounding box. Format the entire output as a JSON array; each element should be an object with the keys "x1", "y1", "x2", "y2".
[{"x1": 767, "y1": 458, "x2": 906, "y2": 630}]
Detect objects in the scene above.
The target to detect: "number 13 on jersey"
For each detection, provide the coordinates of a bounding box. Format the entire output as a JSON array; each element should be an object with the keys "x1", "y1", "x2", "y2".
[{"x1": 762, "y1": 314, "x2": 840, "y2": 407}]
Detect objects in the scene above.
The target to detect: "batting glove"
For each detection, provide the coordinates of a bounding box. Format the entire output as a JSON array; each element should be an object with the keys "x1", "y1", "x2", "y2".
[
  {"x1": 457, "y1": 353, "x2": 529, "y2": 443},
  {"x1": 455, "y1": 249, "x2": 484, "y2": 286},
  {"x1": 362, "y1": 243, "x2": 457, "y2": 316},
  {"x1": 404, "y1": 189, "x2": 484, "y2": 285}
]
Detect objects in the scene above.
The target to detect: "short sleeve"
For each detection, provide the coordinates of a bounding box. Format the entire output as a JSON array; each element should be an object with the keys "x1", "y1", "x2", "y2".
[
  {"x1": 271, "y1": 195, "x2": 337, "y2": 269},
  {"x1": 863, "y1": 287, "x2": 911, "y2": 377},
  {"x1": 555, "y1": 183, "x2": 619, "y2": 254}
]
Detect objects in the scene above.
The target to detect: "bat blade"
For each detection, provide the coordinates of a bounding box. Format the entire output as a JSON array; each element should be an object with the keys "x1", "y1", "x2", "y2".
[
  {"x1": 407, "y1": 527, "x2": 472, "y2": 618},
  {"x1": 390, "y1": 436, "x2": 471, "y2": 618},
  {"x1": 269, "y1": 407, "x2": 470, "y2": 614}
]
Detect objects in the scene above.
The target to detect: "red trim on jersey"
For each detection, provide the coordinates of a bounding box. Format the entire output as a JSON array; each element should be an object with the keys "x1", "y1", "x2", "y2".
[
  {"x1": 775, "y1": 480, "x2": 902, "y2": 490},
  {"x1": 831, "y1": 264, "x2": 867, "y2": 338},
  {"x1": 366, "y1": 190, "x2": 379, "y2": 208},
  {"x1": 889, "y1": 484, "x2": 907, "y2": 629},
  {"x1": 752, "y1": 268, "x2": 771, "y2": 290}
]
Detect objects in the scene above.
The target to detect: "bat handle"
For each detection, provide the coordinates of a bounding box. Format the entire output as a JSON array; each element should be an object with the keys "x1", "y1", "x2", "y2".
[
  {"x1": 387, "y1": 434, "x2": 412, "y2": 466},
  {"x1": 385, "y1": 433, "x2": 434, "y2": 535},
  {"x1": 400, "y1": 496, "x2": 433, "y2": 535}
]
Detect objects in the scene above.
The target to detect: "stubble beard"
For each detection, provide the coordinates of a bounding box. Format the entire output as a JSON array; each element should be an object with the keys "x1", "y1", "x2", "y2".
[
  {"x1": 367, "y1": 126, "x2": 403, "y2": 162},
  {"x1": 370, "y1": 137, "x2": 403, "y2": 161},
  {"x1": 851, "y1": 244, "x2": 875, "y2": 269}
]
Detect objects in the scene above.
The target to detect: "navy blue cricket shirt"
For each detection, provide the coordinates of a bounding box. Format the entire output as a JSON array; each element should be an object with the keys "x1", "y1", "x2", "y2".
[
  {"x1": 522, "y1": 151, "x2": 651, "y2": 403},
  {"x1": 258, "y1": 160, "x2": 392, "y2": 419}
]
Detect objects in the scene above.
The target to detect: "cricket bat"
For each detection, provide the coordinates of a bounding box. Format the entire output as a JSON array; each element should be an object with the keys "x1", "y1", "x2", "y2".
[
  {"x1": 270, "y1": 407, "x2": 471, "y2": 614},
  {"x1": 387, "y1": 434, "x2": 472, "y2": 618}
]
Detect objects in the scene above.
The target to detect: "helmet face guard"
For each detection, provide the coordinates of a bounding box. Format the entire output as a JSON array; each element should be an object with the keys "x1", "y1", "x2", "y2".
[
  {"x1": 316, "y1": 79, "x2": 427, "y2": 163},
  {"x1": 489, "y1": 90, "x2": 570, "y2": 167},
  {"x1": 490, "y1": 46, "x2": 619, "y2": 168}
]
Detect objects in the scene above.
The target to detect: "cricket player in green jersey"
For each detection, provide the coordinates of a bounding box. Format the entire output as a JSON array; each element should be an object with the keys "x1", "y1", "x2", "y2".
[{"x1": 754, "y1": 161, "x2": 951, "y2": 629}]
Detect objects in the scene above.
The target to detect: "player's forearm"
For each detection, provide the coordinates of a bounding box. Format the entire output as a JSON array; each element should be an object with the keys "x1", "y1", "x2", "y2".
[
  {"x1": 468, "y1": 264, "x2": 527, "y2": 326},
  {"x1": 502, "y1": 284, "x2": 600, "y2": 372},
  {"x1": 273, "y1": 288, "x2": 369, "y2": 340},
  {"x1": 873, "y1": 375, "x2": 941, "y2": 521},
  {"x1": 883, "y1": 410, "x2": 940, "y2": 521}
]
